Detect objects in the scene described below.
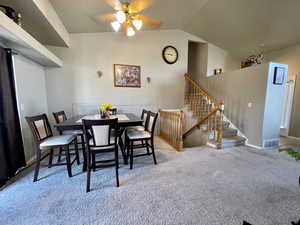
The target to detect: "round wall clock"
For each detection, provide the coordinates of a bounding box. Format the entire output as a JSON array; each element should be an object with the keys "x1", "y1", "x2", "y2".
[{"x1": 162, "y1": 46, "x2": 178, "y2": 64}]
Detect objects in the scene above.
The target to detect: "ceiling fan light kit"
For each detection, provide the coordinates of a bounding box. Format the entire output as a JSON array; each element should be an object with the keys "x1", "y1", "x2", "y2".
[
  {"x1": 111, "y1": 21, "x2": 121, "y2": 32},
  {"x1": 116, "y1": 10, "x2": 126, "y2": 23},
  {"x1": 132, "y1": 19, "x2": 143, "y2": 30},
  {"x1": 98, "y1": 0, "x2": 160, "y2": 37},
  {"x1": 126, "y1": 26, "x2": 135, "y2": 36}
]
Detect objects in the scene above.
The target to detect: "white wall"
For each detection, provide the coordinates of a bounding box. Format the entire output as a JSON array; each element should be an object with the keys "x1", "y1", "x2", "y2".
[
  {"x1": 262, "y1": 63, "x2": 288, "y2": 147},
  {"x1": 265, "y1": 44, "x2": 300, "y2": 137},
  {"x1": 45, "y1": 30, "x2": 206, "y2": 116},
  {"x1": 265, "y1": 44, "x2": 300, "y2": 79},
  {"x1": 32, "y1": 0, "x2": 70, "y2": 47},
  {"x1": 187, "y1": 42, "x2": 240, "y2": 82},
  {"x1": 207, "y1": 43, "x2": 240, "y2": 77},
  {"x1": 13, "y1": 55, "x2": 48, "y2": 161},
  {"x1": 200, "y1": 63, "x2": 287, "y2": 148}
]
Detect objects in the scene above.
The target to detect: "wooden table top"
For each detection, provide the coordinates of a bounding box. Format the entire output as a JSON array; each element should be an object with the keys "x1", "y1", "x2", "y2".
[{"x1": 54, "y1": 113, "x2": 143, "y2": 131}]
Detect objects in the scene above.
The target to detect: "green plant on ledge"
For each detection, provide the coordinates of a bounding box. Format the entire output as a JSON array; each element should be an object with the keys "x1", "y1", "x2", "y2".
[{"x1": 279, "y1": 148, "x2": 300, "y2": 161}]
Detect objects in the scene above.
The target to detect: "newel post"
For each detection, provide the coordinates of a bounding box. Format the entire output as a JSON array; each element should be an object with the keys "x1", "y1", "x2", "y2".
[{"x1": 216, "y1": 102, "x2": 225, "y2": 150}]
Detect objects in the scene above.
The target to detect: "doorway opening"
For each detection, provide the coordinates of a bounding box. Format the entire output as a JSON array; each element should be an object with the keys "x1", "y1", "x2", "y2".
[{"x1": 187, "y1": 41, "x2": 207, "y2": 82}]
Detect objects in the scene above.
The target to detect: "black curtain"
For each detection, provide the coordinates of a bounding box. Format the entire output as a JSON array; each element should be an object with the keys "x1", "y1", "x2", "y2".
[{"x1": 0, "y1": 47, "x2": 26, "y2": 187}]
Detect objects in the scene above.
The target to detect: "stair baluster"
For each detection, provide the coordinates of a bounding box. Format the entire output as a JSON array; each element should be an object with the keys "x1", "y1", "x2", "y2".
[{"x1": 183, "y1": 74, "x2": 224, "y2": 149}]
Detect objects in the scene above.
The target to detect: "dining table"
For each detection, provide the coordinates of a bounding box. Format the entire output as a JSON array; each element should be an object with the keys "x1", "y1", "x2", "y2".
[{"x1": 54, "y1": 113, "x2": 143, "y2": 171}]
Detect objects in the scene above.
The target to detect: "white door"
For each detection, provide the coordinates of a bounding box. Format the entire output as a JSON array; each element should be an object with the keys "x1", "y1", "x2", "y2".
[{"x1": 280, "y1": 79, "x2": 295, "y2": 136}]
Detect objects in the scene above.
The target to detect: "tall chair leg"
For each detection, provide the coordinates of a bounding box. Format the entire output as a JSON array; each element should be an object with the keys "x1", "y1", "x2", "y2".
[
  {"x1": 75, "y1": 139, "x2": 80, "y2": 165},
  {"x1": 130, "y1": 141, "x2": 134, "y2": 170},
  {"x1": 115, "y1": 146, "x2": 120, "y2": 187},
  {"x1": 65, "y1": 145, "x2": 72, "y2": 177},
  {"x1": 146, "y1": 140, "x2": 150, "y2": 155},
  {"x1": 92, "y1": 153, "x2": 96, "y2": 172},
  {"x1": 151, "y1": 138, "x2": 157, "y2": 165},
  {"x1": 33, "y1": 150, "x2": 41, "y2": 182},
  {"x1": 81, "y1": 134, "x2": 87, "y2": 172},
  {"x1": 86, "y1": 152, "x2": 91, "y2": 192},
  {"x1": 48, "y1": 149, "x2": 53, "y2": 168},
  {"x1": 57, "y1": 147, "x2": 63, "y2": 163}
]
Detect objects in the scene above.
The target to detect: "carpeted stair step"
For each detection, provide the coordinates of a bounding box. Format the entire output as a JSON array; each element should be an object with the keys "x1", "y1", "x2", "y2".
[
  {"x1": 207, "y1": 136, "x2": 246, "y2": 149},
  {"x1": 222, "y1": 127, "x2": 238, "y2": 138}
]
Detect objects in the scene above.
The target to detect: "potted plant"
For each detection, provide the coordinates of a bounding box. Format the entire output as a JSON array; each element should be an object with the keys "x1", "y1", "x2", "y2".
[{"x1": 99, "y1": 103, "x2": 113, "y2": 118}]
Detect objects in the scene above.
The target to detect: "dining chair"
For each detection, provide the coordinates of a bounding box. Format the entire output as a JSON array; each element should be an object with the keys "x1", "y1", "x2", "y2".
[
  {"x1": 82, "y1": 118, "x2": 119, "y2": 192},
  {"x1": 125, "y1": 111, "x2": 158, "y2": 169},
  {"x1": 26, "y1": 114, "x2": 80, "y2": 182},
  {"x1": 127, "y1": 109, "x2": 149, "y2": 131},
  {"x1": 53, "y1": 111, "x2": 85, "y2": 163}
]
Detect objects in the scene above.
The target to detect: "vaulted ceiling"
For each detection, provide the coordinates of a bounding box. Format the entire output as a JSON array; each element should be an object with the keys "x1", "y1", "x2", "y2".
[{"x1": 49, "y1": 0, "x2": 300, "y2": 58}]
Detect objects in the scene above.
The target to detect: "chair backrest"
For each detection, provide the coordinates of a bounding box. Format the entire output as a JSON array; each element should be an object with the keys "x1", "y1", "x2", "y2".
[
  {"x1": 145, "y1": 111, "x2": 158, "y2": 135},
  {"x1": 53, "y1": 111, "x2": 67, "y2": 124},
  {"x1": 82, "y1": 118, "x2": 118, "y2": 150},
  {"x1": 141, "y1": 109, "x2": 148, "y2": 127},
  {"x1": 25, "y1": 114, "x2": 53, "y2": 143}
]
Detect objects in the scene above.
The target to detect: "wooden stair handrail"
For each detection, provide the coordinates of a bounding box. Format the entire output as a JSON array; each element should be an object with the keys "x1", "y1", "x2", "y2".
[
  {"x1": 183, "y1": 108, "x2": 221, "y2": 138},
  {"x1": 183, "y1": 74, "x2": 224, "y2": 140},
  {"x1": 184, "y1": 74, "x2": 222, "y2": 109}
]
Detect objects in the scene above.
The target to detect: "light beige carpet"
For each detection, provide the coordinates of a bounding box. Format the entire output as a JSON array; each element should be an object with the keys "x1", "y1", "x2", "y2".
[{"x1": 1, "y1": 137, "x2": 300, "y2": 225}]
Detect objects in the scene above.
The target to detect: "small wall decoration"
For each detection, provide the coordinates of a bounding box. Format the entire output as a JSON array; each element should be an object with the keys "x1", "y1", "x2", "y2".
[
  {"x1": 241, "y1": 54, "x2": 264, "y2": 69},
  {"x1": 114, "y1": 64, "x2": 141, "y2": 88},
  {"x1": 273, "y1": 67, "x2": 285, "y2": 85},
  {"x1": 214, "y1": 68, "x2": 222, "y2": 75},
  {"x1": 0, "y1": 5, "x2": 22, "y2": 26}
]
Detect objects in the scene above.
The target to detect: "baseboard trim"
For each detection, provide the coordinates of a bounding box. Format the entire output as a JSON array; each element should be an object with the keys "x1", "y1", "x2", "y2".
[
  {"x1": 285, "y1": 136, "x2": 300, "y2": 141},
  {"x1": 246, "y1": 143, "x2": 264, "y2": 150},
  {"x1": 246, "y1": 143, "x2": 278, "y2": 150}
]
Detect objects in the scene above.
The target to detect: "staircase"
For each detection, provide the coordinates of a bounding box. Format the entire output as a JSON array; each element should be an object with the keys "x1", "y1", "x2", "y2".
[
  {"x1": 207, "y1": 122, "x2": 246, "y2": 148},
  {"x1": 183, "y1": 74, "x2": 246, "y2": 149}
]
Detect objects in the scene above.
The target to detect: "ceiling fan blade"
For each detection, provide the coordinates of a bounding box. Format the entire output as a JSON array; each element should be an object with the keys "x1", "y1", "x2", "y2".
[
  {"x1": 91, "y1": 13, "x2": 116, "y2": 23},
  {"x1": 139, "y1": 15, "x2": 161, "y2": 27},
  {"x1": 105, "y1": 0, "x2": 122, "y2": 10},
  {"x1": 129, "y1": 0, "x2": 156, "y2": 12}
]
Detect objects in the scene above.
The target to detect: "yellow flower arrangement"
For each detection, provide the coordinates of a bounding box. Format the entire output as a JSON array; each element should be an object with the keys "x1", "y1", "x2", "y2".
[{"x1": 100, "y1": 103, "x2": 113, "y2": 112}]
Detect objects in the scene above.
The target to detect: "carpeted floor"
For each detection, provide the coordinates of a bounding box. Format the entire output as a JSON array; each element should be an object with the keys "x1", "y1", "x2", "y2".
[{"x1": 1, "y1": 137, "x2": 300, "y2": 225}]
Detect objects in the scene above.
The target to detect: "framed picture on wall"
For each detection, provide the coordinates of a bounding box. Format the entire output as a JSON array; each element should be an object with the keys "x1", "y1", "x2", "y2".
[
  {"x1": 114, "y1": 64, "x2": 141, "y2": 88},
  {"x1": 273, "y1": 67, "x2": 285, "y2": 85}
]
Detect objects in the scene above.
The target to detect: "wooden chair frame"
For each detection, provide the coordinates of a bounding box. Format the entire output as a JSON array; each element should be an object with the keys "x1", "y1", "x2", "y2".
[
  {"x1": 82, "y1": 118, "x2": 119, "y2": 192},
  {"x1": 26, "y1": 114, "x2": 80, "y2": 182},
  {"x1": 53, "y1": 110, "x2": 85, "y2": 163},
  {"x1": 126, "y1": 111, "x2": 158, "y2": 169}
]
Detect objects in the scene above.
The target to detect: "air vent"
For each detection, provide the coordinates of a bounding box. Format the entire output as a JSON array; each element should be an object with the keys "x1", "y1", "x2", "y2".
[{"x1": 263, "y1": 139, "x2": 279, "y2": 148}]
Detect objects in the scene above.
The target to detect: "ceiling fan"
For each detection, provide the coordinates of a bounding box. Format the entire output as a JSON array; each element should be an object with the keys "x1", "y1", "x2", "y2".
[{"x1": 92, "y1": 0, "x2": 161, "y2": 36}]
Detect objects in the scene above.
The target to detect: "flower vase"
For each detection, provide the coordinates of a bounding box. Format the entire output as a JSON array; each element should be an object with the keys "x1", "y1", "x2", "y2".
[
  {"x1": 100, "y1": 111, "x2": 109, "y2": 119},
  {"x1": 100, "y1": 111, "x2": 106, "y2": 119}
]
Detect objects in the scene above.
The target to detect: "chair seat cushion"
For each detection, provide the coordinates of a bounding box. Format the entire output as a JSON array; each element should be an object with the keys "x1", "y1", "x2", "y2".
[
  {"x1": 40, "y1": 134, "x2": 76, "y2": 150},
  {"x1": 89, "y1": 136, "x2": 117, "y2": 150},
  {"x1": 127, "y1": 126, "x2": 145, "y2": 132},
  {"x1": 126, "y1": 130, "x2": 151, "y2": 140},
  {"x1": 63, "y1": 130, "x2": 83, "y2": 135}
]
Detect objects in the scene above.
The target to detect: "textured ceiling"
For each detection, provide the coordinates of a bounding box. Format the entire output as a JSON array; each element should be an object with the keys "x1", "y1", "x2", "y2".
[
  {"x1": 49, "y1": 0, "x2": 209, "y2": 33},
  {"x1": 50, "y1": 0, "x2": 300, "y2": 58}
]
